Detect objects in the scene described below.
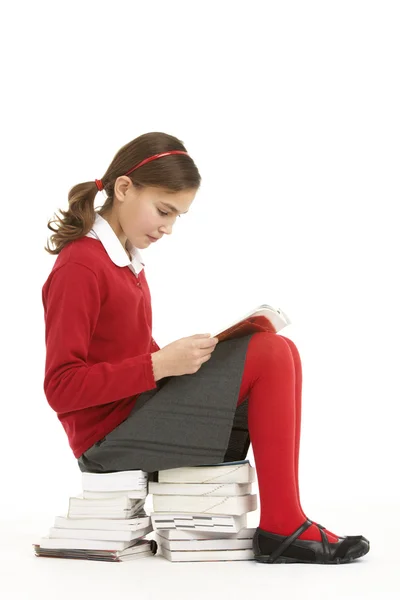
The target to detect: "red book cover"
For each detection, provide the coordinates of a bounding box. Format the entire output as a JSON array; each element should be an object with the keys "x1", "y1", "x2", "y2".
[{"x1": 215, "y1": 315, "x2": 277, "y2": 343}]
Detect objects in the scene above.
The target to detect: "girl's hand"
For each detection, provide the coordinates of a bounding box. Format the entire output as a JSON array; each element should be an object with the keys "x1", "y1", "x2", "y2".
[{"x1": 151, "y1": 334, "x2": 219, "y2": 379}]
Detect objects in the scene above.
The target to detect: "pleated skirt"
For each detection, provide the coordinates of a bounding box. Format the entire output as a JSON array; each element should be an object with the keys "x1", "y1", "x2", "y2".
[{"x1": 77, "y1": 333, "x2": 255, "y2": 479}]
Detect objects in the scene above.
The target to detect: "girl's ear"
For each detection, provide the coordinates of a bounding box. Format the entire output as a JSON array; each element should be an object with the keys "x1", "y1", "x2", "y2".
[{"x1": 114, "y1": 176, "x2": 131, "y2": 201}]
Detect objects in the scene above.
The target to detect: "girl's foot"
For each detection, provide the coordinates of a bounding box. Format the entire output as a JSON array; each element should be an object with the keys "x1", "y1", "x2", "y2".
[{"x1": 253, "y1": 518, "x2": 370, "y2": 564}]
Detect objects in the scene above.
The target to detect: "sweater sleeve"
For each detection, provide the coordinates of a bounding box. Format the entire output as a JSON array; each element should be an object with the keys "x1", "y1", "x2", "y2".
[{"x1": 42, "y1": 262, "x2": 157, "y2": 414}]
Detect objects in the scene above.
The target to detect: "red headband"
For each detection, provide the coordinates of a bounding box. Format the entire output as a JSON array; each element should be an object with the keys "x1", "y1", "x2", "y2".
[{"x1": 95, "y1": 150, "x2": 189, "y2": 192}]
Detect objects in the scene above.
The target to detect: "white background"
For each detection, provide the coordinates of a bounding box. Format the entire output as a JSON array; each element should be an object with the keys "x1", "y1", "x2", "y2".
[{"x1": 0, "y1": 0, "x2": 398, "y2": 598}]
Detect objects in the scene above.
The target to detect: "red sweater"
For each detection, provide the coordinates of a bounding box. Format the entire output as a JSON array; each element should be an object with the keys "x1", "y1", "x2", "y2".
[{"x1": 42, "y1": 236, "x2": 160, "y2": 458}]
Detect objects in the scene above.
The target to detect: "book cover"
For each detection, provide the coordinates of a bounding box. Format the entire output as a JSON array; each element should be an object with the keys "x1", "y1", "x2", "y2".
[
  {"x1": 151, "y1": 512, "x2": 247, "y2": 533},
  {"x1": 155, "y1": 526, "x2": 256, "y2": 541},
  {"x1": 152, "y1": 493, "x2": 257, "y2": 515},
  {"x1": 48, "y1": 524, "x2": 152, "y2": 542},
  {"x1": 38, "y1": 536, "x2": 138, "y2": 551},
  {"x1": 212, "y1": 304, "x2": 291, "y2": 343},
  {"x1": 67, "y1": 497, "x2": 146, "y2": 519},
  {"x1": 155, "y1": 535, "x2": 253, "y2": 551},
  {"x1": 68, "y1": 496, "x2": 145, "y2": 509},
  {"x1": 67, "y1": 507, "x2": 144, "y2": 520},
  {"x1": 148, "y1": 482, "x2": 252, "y2": 496},
  {"x1": 82, "y1": 470, "x2": 148, "y2": 492},
  {"x1": 82, "y1": 489, "x2": 147, "y2": 500},
  {"x1": 157, "y1": 461, "x2": 256, "y2": 484},
  {"x1": 33, "y1": 539, "x2": 157, "y2": 562},
  {"x1": 158, "y1": 546, "x2": 255, "y2": 562},
  {"x1": 54, "y1": 514, "x2": 150, "y2": 531}
]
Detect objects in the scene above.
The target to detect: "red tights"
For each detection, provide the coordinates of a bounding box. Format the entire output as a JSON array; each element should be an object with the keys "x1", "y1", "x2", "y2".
[{"x1": 236, "y1": 332, "x2": 339, "y2": 543}]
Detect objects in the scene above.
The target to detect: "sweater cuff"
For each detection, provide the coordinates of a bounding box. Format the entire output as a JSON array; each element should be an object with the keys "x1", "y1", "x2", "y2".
[{"x1": 146, "y1": 352, "x2": 158, "y2": 389}]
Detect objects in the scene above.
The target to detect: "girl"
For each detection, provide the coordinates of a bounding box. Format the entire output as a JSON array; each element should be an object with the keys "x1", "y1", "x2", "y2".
[{"x1": 42, "y1": 131, "x2": 370, "y2": 564}]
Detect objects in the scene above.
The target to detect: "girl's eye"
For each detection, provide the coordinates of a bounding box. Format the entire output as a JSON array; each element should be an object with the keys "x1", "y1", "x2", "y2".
[{"x1": 158, "y1": 209, "x2": 181, "y2": 218}]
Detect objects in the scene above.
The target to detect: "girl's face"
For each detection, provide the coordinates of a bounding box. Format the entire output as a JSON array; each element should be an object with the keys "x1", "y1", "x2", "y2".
[{"x1": 113, "y1": 176, "x2": 197, "y2": 250}]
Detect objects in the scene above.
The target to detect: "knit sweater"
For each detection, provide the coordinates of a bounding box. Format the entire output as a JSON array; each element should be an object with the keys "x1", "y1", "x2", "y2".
[{"x1": 42, "y1": 215, "x2": 160, "y2": 458}]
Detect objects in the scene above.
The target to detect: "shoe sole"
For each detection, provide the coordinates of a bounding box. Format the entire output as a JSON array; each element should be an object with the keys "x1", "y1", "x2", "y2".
[{"x1": 254, "y1": 542, "x2": 370, "y2": 564}]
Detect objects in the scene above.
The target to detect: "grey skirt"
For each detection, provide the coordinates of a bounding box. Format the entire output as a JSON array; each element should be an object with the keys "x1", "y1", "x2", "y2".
[{"x1": 77, "y1": 333, "x2": 254, "y2": 479}]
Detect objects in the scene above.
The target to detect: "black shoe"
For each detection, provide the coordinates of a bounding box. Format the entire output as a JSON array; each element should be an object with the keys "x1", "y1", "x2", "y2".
[{"x1": 253, "y1": 519, "x2": 370, "y2": 564}]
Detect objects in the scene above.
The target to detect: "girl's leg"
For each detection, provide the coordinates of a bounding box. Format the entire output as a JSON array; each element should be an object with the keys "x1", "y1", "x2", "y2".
[
  {"x1": 236, "y1": 332, "x2": 339, "y2": 543},
  {"x1": 278, "y1": 335, "x2": 339, "y2": 541},
  {"x1": 278, "y1": 335, "x2": 304, "y2": 517}
]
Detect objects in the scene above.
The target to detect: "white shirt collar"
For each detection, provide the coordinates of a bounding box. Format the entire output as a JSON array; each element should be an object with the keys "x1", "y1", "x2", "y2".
[{"x1": 85, "y1": 213, "x2": 145, "y2": 274}]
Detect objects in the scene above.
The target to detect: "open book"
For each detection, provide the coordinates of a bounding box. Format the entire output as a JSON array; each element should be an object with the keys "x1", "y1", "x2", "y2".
[{"x1": 211, "y1": 304, "x2": 291, "y2": 343}]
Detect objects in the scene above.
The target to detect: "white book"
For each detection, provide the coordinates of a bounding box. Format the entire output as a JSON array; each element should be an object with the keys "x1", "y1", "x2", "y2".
[
  {"x1": 156, "y1": 527, "x2": 256, "y2": 541},
  {"x1": 48, "y1": 525, "x2": 153, "y2": 542},
  {"x1": 82, "y1": 470, "x2": 148, "y2": 492},
  {"x1": 67, "y1": 508, "x2": 142, "y2": 520},
  {"x1": 38, "y1": 536, "x2": 137, "y2": 551},
  {"x1": 211, "y1": 303, "x2": 291, "y2": 339},
  {"x1": 152, "y1": 493, "x2": 257, "y2": 515},
  {"x1": 82, "y1": 489, "x2": 147, "y2": 500},
  {"x1": 54, "y1": 514, "x2": 150, "y2": 531},
  {"x1": 156, "y1": 534, "x2": 253, "y2": 551},
  {"x1": 69, "y1": 495, "x2": 144, "y2": 509},
  {"x1": 157, "y1": 460, "x2": 256, "y2": 484},
  {"x1": 148, "y1": 482, "x2": 251, "y2": 496},
  {"x1": 159, "y1": 545, "x2": 255, "y2": 562},
  {"x1": 33, "y1": 539, "x2": 157, "y2": 562},
  {"x1": 67, "y1": 497, "x2": 145, "y2": 519},
  {"x1": 151, "y1": 512, "x2": 247, "y2": 533}
]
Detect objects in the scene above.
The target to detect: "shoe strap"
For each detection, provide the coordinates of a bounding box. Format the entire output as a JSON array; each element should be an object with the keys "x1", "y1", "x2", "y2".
[
  {"x1": 268, "y1": 519, "x2": 313, "y2": 562},
  {"x1": 319, "y1": 526, "x2": 331, "y2": 562}
]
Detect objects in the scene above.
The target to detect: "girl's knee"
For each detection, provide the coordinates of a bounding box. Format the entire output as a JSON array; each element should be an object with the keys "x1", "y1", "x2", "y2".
[
  {"x1": 279, "y1": 334, "x2": 299, "y2": 357},
  {"x1": 249, "y1": 331, "x2": 294, "y2": 361}
]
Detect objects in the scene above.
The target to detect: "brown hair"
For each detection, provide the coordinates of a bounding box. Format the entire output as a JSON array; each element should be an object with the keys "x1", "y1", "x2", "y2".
[{"x1": 44, "y1": 132, "x2": 201, "y2": 255}]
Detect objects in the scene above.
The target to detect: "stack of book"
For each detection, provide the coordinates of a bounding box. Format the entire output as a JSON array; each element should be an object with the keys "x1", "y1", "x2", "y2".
[
  {"x1": 33, "y1": 470, "x2": 157, "y2": 562},
  {"x1": 149, "y1": 459, "x2": 258, "y2": 562}
]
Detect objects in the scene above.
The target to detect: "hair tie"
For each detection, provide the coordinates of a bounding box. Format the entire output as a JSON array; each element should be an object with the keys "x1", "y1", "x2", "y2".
[{"x1": 94, "y1": 150, "x2": 188, "y2": 193}]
